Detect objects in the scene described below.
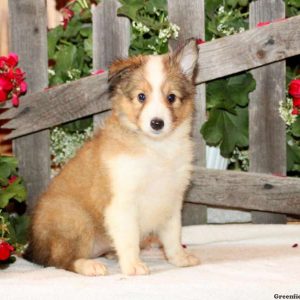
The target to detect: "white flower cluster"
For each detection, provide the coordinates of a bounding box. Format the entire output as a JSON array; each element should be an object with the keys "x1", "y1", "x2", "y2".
[
  {"x1": 132, "y1": 21, "x2": 150, "y2": 34},
  {"x1": 67, "y1": 69, "x2": 81, "y2": 81},
  {"x1": 279, "y1": 97, "x2": 297, "y2": 126},
  {"x1": 50, "y1": 126, "x2": 93, "y2": 173},
  {"x1": 216, "y1": 5, "x2": 246, "y2": 36},
  {"x1": 158, "y1": 23, "x2": 180, "y2": 43},
  {"x1": 48, "y1": 69, "x2": 55, "y2": 76},
  {"x1": 230, "y1": 148, "x2": 249, "y2": 171}
]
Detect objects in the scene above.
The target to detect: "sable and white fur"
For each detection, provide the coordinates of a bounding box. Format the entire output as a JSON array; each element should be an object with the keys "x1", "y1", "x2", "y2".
[{"x1": 25, "y1": 39, "x2": 200, "y2": 276}]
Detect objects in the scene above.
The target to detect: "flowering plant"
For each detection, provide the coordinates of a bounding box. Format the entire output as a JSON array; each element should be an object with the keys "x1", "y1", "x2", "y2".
[
  {"x1": 289, "y1": 79, "x2": 300, "y2": 115},
  {"x1": 279, "y1": 66, "x2": 300, "y2": 173},
  {"x1": 0, "y1": 156, "x2": 28, "y2": 266},
  {"x1": 0, "y1": 53, "x2": 27, "y2": 107},
  {"x1": 118, "y1": 0, "x2": 179, "y2": 55},
  {"x1": 202, "y1": 1, "x2": 300, "y2": 175}
]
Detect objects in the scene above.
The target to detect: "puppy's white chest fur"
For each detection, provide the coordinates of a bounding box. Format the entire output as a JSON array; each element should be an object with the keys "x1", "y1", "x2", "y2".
[{"x1": 105, "y1": 127, "x2": 193, "y2": 236}]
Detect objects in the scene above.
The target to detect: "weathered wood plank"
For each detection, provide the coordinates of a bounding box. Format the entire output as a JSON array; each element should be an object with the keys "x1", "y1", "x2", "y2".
[
  {"x1": 187, "y1": 168, "x2": 300, "y2": 216},
  {"x1": 92, "y1": 0, "x2": 130, "y2": 129},
  {"x1": 168, "y1": 0, "x2": 207, "y2": 225},
  {"x1": 249, "y1": 0, "x2": 287, "y2": 224},
  {"x1": 8, "y1": 0, "x2": 50, "y2": 210},
  {"x1": 196, "y1": 14, "x2": 300, "y2": 83},
  {"x1": 2, "y1": 72, "x2": 110, "y2": 140},
  {"x1": 1, "y1": 15, "x2": 300, "y2": 139}
]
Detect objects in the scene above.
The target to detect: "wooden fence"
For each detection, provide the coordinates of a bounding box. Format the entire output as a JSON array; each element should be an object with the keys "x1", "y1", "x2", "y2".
[{"x1": 1, "y1": 0, "x2": 300, "y2": 224}]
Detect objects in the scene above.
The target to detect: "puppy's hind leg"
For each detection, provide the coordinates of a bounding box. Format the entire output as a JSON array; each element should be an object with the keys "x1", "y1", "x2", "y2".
[{"x1": 31, "y1": 198, "x2": 108, "y2": 276}]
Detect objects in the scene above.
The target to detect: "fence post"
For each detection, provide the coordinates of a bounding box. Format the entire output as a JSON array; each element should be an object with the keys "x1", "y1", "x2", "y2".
[
  {"x1": 92, "y1": 0, "x2": 130, "y2": 129},
  {"x1": 168, "y1": 0, "x2": 207, "y2": 225},
  {"x1": 8, "y1": 0, "x2": 50, "y2": 211},
  {"x1": 249, "y1": 0, "x2": 286, "y2": 224}
]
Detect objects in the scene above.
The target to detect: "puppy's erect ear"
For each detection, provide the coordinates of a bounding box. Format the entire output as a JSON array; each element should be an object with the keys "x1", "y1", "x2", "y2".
[
  {"x1": 108, "y1": 56, "x2": 145, "y2": 84},
  {"x1": 173, "y1": 39, "x2": 199, "y2": 80}
]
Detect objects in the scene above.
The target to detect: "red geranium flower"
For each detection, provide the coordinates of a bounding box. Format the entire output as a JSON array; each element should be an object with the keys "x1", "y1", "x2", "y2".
[
  {"x1": 8, "y1": 175, "x2": 17, "y2": 185},
  {"x1": 0, "y1": 90, "x2": 7, "y2": 102},
  {"x1": 289, "y1": 79, "x2": 300, "y2": 99},
  {"x1": 256, "y1": 21, "x2": 271, "y2": 27},
  {"x1": 91, "y1": 69, "x2": 105, "y2": 75},
  {"x1": 0, "y1": 52, "x2": 27, "y2": 106},
  {"x1": 11, "y1": 94, "x2": 20, "y2": 107},
  {"x1": 0, "y1": 77, "x2": 13, "y2": 92},
  {"x1": 293, "y1": 98, "x2": 300, "y2": 107},
  {"x1": 292, "y1": 108, "x2": 299, "y2": 115},
  {"x1": 196, "y1": 39, "x2": 205, "y2": 45},
  {"x1": 61, "y1": 7, "x2": 74, "y2": 30},
  {"x1": 6, "y1": 53, "x2": 19, "y2": 68},
  {"x1": 0, "y1": 241, "x2": 14, "y2": 261}
]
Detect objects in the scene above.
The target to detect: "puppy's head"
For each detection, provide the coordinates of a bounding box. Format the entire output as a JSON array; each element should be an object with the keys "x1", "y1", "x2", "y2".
[{"x1": 109, "y1": 39, "x2": 198, "y2": 139}]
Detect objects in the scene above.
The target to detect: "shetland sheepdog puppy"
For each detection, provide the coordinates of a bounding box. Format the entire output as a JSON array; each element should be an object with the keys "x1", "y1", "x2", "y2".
[{"x1": 25, "y1": 39, "x2": 200, "y2": 276}]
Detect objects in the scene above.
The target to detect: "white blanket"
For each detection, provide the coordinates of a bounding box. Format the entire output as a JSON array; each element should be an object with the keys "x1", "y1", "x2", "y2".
[{"x1": 1, "y1": 224, "x2": 300, "y2": 300}]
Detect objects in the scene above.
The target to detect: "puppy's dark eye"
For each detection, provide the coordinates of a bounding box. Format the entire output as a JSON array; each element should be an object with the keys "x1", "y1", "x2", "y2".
[
  {"x1": 167, "y1": 93, "x2": 176, "y2": 104},
  {"x1": 138, "y1": 93, "x2": 146, "y2": 103}
]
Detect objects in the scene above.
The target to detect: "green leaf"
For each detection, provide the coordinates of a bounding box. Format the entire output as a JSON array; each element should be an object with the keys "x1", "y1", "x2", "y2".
[
  {"x1": 287, "y1": 140, "x2": 300, "y2": 171},
  {"x1": 117, "y1": 1, "x2": 145, "y2": 20},
  {"x1": 83, "y1": 34, "x2": 93, "y2": 58},
  {"x1": 79, "y1": 26, "x2": 92, "y2": 38},
  {"x1": 7, "y1": 215, "x2": 30, "y2": 245},
  {"x1": 5, "y1": 179, "x2": 27, "y2": 203},
  {"x1": 0, "y1": 191, "x2": 15, "y2": 208},
  {"x1": 227, "y1": 73, "x2": 256, "y2": 106},
  {"x1": 48, "y1": 26, "x2": 63, "y2": 59},
  {"x1": 62, "y1": 17, "x2": 82, "y2": 38},
  {"x1": 201, "y1": 106, "x2": 248, "y2": 158},
  {"x1": 291, "y1": 119, "x2": 300, "y2": 137},
  {"x1": 54, "y1": 44, "x2": 77, "y2": 73},
  {"x1": 207, "y1": 73, "x2": 255, "y2": 109}
]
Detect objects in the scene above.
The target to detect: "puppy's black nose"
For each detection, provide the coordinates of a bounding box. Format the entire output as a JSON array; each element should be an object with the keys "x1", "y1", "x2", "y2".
[{"x1": 150, "y1": 118, "x2": 164, "y2": 131}]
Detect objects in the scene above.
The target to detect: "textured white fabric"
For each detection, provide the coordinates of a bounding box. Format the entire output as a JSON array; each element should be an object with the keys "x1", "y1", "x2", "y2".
[{"x1": 1, "y1": 224, "x2": 299, "y2": 300}]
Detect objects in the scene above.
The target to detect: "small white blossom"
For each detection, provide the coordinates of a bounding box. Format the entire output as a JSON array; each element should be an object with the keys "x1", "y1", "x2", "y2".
[
  {"x1": 48, "y1": 69, "x2": 55, "y2": 76},
  {"x1": 218, "y1": 5, "x2": 225, "y2": 15},
  {"x1": 132, "y1": 21, "x2": 150, "y2": 34},
  {"x1": 50, "y1": 126, "x2": 93, "y2": 172},
  {"x1": 279, "y1": 97, "x2": 297, "y2": 126},
  {"x1": 217, "y1": 24, "x2": 224, "y2": 32},
  {"x1": 230, "y1": 148, "x2": 249, "y2": 171}
]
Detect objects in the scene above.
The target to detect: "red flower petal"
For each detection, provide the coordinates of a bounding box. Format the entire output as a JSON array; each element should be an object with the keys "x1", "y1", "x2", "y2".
[
  {"x1": 293, "y1": 97, "x2": 300, "y2": 107},
  {"x1": 91, "y1": 69, "x2": 105, "y2": 75},
  {"x1": 6, "y1": 53, "x2": 19, "y2": 68},
  {"x1": 12, "y1": 94, "x2": 19, "y2": 107},
  {"x1": 289, "y1": 79, "x2": 300, "y2": 98},
  {"x1": 61, "y1": 7, "x2": 74, "y2": 30},
  {"x1": 0, "y1": 241, "x2": 14, "y2": 261},
  {"x1": 291, "y1": 108, "x2": 299, "y2": 115},
  {"x1": 0, "y1": 77, "x2": 13, "y2": 92},
  {"x1": 196, "y1": 39, "x2": 205, "y2": 45},
  {"x1": 256, "y1": 21, "x2": 271, "y2": 27},
  {"x1": 20, "y1": 81, "x2": 27, "y2": 93},
  {"x1": 0, "y1": 57, "x2": 7, "y2": 69},
  {"x1": 8, "y1": 175, "x2": 18, "y2": 184},
  {"x1": 0, "y1": 89, "x2": 7, "y2": 102}
]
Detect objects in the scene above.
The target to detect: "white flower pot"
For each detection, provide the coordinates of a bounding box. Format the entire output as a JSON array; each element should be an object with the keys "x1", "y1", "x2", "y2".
[{"x1": 206, "y1": 145, "x2": 229, "y2": 170}]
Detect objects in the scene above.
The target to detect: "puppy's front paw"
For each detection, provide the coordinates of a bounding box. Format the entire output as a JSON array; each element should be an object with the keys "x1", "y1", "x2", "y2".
[
  {"x1": 73, "y1": 259, "x2": 108, "y2": 276},
  {"x1": 121, "y1": 260, "x2": 150, "y2": 276},
  {"x1": 168, "y1": 251, "x2": 200, "y2": 267}
]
